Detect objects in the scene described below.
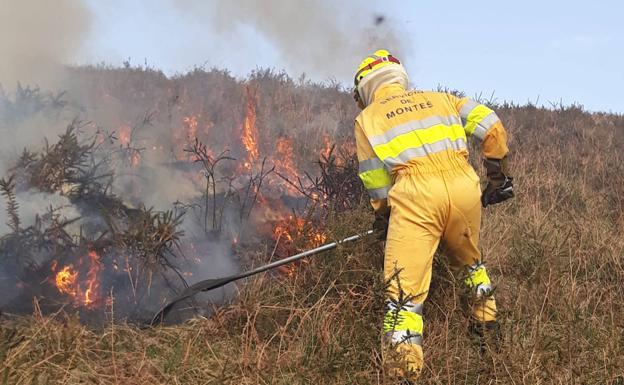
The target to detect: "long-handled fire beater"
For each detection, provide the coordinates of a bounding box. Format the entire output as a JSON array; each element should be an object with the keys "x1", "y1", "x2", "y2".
[{"x1": 151, "y1": 229, "x2": 374, "y2": 325}]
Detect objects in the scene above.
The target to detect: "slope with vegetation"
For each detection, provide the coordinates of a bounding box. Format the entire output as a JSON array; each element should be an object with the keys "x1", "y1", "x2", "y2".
[{"x1": 1, "y1": 66, "x2": 623, "y2": 384}]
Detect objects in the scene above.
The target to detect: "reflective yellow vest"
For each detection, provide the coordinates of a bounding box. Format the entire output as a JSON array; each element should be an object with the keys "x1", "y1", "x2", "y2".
[{"x1": 355, "y1": 83, "x2": 509, "y2": 212}]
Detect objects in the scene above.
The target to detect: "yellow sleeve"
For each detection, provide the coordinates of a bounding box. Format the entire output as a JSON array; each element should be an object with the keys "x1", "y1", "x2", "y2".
[
  {"x1": 449, "y1": 95, "x2": 509, "y2": 159},
  {"x1": 354, "y1": 119, "x2": 391, "y2": 214}
]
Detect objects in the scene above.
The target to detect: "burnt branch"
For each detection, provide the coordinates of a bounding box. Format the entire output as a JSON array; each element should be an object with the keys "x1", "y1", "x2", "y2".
[
  {"x1": 184, "y1": 137, "x2": 235, "y2": 233},
  {"x1": 105, "y1": 206, "x2": 185, "y2": 291},
  {"x1": 273, "y1": 145, "x2": 364, "y2": 216},
  {"x1": 273, "y1": 170, "x2": 315, "y2": 201},
  {"x1": 0, "y1": 175, "x2": 20, "y2": 233},
  {"x1": 240, "y1": 157, "x2": 274, "y2": 223}
]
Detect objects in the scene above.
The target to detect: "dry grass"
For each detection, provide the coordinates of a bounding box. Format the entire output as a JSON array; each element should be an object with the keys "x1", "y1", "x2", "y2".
[{"x1": 1, "y1": 79, "x2": 624, "y2": 384}]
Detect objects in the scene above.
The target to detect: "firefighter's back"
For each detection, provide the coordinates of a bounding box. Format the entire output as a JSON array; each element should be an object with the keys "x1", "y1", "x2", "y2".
[{"x1": 356, "y1": 85, "x2": 471, "y2": 175}]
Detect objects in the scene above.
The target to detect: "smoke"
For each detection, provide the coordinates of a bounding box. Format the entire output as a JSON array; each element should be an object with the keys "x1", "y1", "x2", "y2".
[
  {"x1": 0, "y1": 0, "x2": 92, "y2": 90},
  {"x1": 0, "y1": 109, "x2": 74, "y2": 178},
  {"x1": 0, "y1": 190, "x2": 80, "y2": 235},
  {"x1": 0, "y1": 0, "x2": 91, "y2": 176},
  {"x1": 0, "y1": 0, "x2": 407, "y2": 87},
  {"x1": 0, "y1": 189, "x2": 81, "y2": 309},
  {"x1": 169, "y1": 0, "x2": 408, "y2": 81},
  {"x1": 0, "y1": 0, "x2": 391, "y2": 322}
]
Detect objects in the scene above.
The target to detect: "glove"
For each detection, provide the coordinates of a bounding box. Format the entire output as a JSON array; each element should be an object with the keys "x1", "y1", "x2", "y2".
[
  {"x1": 481, "y1": 177, "x2": 514, "y2": 208},
  {"x1": 373, "y1": 210, "x2": 390, "y2": 241},
  {"x1": 481, "y1": 158, "x2": 514, "y2": 208}
]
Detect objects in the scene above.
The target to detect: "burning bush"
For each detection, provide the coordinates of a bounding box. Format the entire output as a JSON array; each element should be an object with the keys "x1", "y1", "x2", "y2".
[{"x1": 0, "y1": 66, "x2": 364, "y2": 324}]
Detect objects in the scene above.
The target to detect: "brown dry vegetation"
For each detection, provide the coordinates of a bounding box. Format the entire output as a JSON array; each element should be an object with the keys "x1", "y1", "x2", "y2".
[{"x1": 1, "y1": 67, "x2": 624, "y2": 384}]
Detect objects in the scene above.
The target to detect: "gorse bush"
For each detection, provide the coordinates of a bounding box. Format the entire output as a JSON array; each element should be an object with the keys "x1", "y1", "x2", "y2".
[{"x1": 1, "y1": 66, "x2": 623, "y2": 384}]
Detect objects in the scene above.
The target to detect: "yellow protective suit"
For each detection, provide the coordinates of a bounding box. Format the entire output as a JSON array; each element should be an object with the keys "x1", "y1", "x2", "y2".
[{"x1": 355, "y1": 83, "x2": 509, "y2": 372}]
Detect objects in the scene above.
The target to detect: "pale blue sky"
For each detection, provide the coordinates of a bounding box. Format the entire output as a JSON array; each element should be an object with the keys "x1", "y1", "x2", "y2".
[{"x1": 81, "y1": 0, "x2": 623, "y2": 113}]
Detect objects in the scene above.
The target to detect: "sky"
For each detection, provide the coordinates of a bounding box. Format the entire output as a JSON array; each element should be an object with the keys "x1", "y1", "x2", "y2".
[{"x1": 79, "y1": 0, "x2": 624, "y2": 113}]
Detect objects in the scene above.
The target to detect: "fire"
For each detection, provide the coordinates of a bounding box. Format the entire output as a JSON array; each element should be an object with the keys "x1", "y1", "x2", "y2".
[
  {"x1": 274, "y1": 137, "x2": 297, "y2": 174},
  {"x1": 52, "y1": 251, "x2": 103, "y2": 309},
  {"x1": 240, "y1": 88, "x2": 259, "y2": 171},
  {"x1": 183, "y1": 115, "x2": 199, "y2": 140},
  {"x1": 116, "y1": 124, "x2": 142, "y2": 167},
  {"x1": 272, "y1": 219, "x2": 297, "y2": 244},
  {"x1": 273, "y1": 136, "x2": 301, "y2": 194},
  {"x1": 271, "y1": 215, "x2": 327, "y2": 276},
  {"x1": 119, "y1": 124, "x2": 132, "y2": 146},
  {"x1": 320, "y1": 133, "x2": 332, "y2": 159},
  {"x1": 83, "y1": 251, "x2": 102, "y2": 308},
  {"x1": 55, "y1": 266, "x2": 78, "y2": 297},
  {"x1": 272, "y1": 215, "x2": 327, "y2": 249}
]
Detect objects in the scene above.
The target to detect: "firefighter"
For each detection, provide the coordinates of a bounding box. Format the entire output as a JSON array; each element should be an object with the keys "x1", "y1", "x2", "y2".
[{"x1": 353, "y1": 50, "x2": 513, "y2": 379}]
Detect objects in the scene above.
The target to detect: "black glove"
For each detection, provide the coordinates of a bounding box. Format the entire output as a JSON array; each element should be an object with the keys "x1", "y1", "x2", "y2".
[
  {"x1": 481, "y1": 158, "x2": 514, "y2": 208},
  {"x1": 482, "y1": 177, "x2": 514, "y2": 208},
  {"x1": 373, "y1": 211, "x2": 390, "y2": 241}
]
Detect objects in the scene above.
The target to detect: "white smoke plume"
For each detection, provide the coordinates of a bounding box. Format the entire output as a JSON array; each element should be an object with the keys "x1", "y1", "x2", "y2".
[
  {"x1": 0, "y1": 0, "x2": 91, "y2": 91},
  {"x1": 169, "y1": 0, "x2": 408, "y2": 81},
  {"x1": 0, "y1": 0, "x2": 92, "y2": 176},
  {"x1": 0, "y1": 190, "x2": 80, "y2": 235},
  {"x1": 1, "y1": 0, "x2": 407, "y2": 89}
]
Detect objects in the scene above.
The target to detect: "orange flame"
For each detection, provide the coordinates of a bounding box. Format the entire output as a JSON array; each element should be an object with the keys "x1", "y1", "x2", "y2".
[
  {"x1": 274, "y1": 137, "x2": 297, "y2": 174},
  {"x1": 272, "y1": 216, "x2": 327, "y2": 249},
  {"x1": 83, "y1": 251, "x2": 102, "y2": 308},
  {"x1": 273, "y1": 136, "x2": 301, "y2": 194},
  {"x1": 240, "y1": 88, "x2": 259, "y2": 171},
  {"x1": 55, "y1": 266, "x2": 78, "y2": 298},
  {"x1": 320, "y1": 133, "x2": 332, "y2": 159},
  {"x1": 52, "y1": 251, "x2": 103, "y2": 309},
  {"x1": 183, "y1": 115, "x2": 199, "y2": 140},
  {"x1": 117, "y1": 124, "x2": 142, "y2": 167},
  {"x1": 272, "y1": 216, "x2": 327, "y2": 276}
]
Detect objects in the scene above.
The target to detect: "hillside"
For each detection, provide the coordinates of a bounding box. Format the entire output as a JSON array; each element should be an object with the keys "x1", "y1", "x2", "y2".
[{"x1": 1, "y1": 66, "x2": 623, "y2": 384}]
